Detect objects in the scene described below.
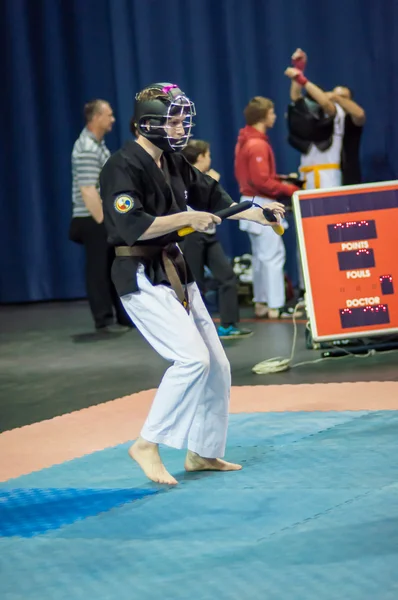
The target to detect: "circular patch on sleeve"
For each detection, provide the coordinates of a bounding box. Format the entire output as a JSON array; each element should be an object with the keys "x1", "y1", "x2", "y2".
[{"x1": 114, "y1": 195, "x2": 134, "y2": 213}]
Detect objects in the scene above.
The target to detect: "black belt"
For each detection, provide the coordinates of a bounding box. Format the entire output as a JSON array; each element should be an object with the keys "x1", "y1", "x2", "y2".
[{"x1": 115, "y1": 243, "x2": 189, "y2": 313}]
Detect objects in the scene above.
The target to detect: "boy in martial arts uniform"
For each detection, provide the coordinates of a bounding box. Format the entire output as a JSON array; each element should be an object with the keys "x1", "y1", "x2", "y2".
[
  {"x1": 100, "y1": 83, "x2": 284, "y2": 484},
  {"x1": 181, "y1": 139, "x2": 252, "y2": 339}
]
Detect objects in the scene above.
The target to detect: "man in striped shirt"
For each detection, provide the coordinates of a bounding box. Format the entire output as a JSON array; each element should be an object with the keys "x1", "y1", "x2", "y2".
[{"x1": 69, "y1": 100, "x2": 130, "y2": 332}]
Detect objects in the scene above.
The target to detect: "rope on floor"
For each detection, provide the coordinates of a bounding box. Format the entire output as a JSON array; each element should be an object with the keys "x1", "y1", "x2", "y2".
[{"x1": 252, "y1": 301, "x2": 398, "y2": 375}]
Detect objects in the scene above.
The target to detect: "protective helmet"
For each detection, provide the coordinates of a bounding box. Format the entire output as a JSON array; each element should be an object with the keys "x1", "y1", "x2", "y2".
[{"x1": 133, "y1": 83, "x2": 196, "y2": 152}]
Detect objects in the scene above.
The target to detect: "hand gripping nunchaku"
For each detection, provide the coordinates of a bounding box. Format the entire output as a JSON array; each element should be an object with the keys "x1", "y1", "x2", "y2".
[{"x1": 177, "y1": 200, "x2": 285, "y2": 237}]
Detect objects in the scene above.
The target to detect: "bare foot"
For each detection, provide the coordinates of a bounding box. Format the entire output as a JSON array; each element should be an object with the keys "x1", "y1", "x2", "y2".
[
  {"x1": 184, "y1": 450, "x2": 242, "y2": 473},
  {"x1": 254, "y1": 302, "x2": 268, "y2": 318},
  {"x1": 129, "y1": 438, "x2": 178, "y2": 485}
]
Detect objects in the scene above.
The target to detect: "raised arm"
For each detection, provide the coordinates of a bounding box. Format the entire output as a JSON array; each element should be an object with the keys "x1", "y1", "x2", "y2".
[
  {"x1": 332, "y1": 93, "x2": 366, "y2": 126},
  {"x1": 285, "y1": 68, "x2": 336, "y2": 116}
]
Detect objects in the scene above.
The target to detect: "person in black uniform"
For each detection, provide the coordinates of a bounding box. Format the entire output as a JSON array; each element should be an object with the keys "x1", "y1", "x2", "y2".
[
  {"x1": 99, "y1": 83, "x2": 285, "y2": 485},
  {"x1": 330, "y1": 86, "x2": 366, "y2": 185},
  {"x1": 181, "y1": 140, "x2": 252, "y2": 339}
]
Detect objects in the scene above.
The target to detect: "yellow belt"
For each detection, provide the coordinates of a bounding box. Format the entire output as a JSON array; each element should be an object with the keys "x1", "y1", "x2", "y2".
[{"x1": 299, "y1": 163, "x2": 340, "y2": 189}]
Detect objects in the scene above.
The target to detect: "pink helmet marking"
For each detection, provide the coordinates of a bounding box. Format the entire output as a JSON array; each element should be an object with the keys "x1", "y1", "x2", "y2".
[{"x1": 162, "y1": 84, "x2": 178, "y2": 94}]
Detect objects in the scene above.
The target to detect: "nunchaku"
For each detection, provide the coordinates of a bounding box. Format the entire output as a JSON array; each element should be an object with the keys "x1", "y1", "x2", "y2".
[{"x1": 177, "y1": 200, "x2": 284, "y2": 237}]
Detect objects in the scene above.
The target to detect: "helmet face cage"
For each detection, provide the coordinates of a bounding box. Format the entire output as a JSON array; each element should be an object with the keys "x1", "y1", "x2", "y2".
[
  {"x1": 164, "y1": 94, "x2": 196, "y2": 150},
  {"x1": 135, "y1": 84, "x2": 196, "y2": 152}
]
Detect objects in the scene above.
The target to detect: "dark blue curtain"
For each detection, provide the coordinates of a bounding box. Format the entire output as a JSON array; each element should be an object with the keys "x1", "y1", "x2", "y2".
[{"x1": 1, "y1": 0, "x2": 397, "y2": 303}]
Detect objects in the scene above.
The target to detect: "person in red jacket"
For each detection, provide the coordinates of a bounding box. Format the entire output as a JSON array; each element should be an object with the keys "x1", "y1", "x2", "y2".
[{"x1": 234, "y1": 97, "x2": 300, "y2": 318}]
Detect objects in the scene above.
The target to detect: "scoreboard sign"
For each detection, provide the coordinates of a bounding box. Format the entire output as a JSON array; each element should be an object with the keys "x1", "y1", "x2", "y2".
[{"x1": 293, "y1": 181, "x2": 398, "y2": 342}]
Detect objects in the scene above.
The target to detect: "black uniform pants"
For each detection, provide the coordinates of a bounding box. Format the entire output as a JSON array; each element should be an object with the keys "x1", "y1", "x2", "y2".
[
  {"x1": 69, "y1": 217, "x2": 130, "y2": 329},
  {"x1": 182, "y1": 232, "x2": 239, "y2": 327}
]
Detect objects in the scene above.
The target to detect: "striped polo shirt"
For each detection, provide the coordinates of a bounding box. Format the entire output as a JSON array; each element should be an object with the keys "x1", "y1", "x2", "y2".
[{"x1": 71, "y1": 127, "x2": 110, "y2": 217}]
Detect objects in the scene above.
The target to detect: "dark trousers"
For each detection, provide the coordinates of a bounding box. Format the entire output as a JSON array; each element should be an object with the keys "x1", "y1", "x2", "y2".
[
  {"x1": 182, "y1": 232, "x2": 239, "y2": 326},
  {"x1": 283, "y1": 210, "x2": 300, "y2": 290},
  {"x1": 69, "y1": 217, "x2": 130, "y2": 329}
]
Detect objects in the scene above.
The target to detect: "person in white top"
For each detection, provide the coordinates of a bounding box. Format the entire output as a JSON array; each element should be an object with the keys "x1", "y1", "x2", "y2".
[{"x1": 285, "y1": 49, "x2": 345, "y2": 190}]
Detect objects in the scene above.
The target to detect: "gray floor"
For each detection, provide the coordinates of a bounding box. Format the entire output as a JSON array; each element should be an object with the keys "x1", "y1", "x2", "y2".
[{"x1": 1, "y1": 301, "x2": 397, "y2": 432}]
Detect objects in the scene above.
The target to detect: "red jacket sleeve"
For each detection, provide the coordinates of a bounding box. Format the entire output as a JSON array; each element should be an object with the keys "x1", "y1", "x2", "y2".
[{"x1": 247, "y1": 140, "x2": 298, "y2": 198}]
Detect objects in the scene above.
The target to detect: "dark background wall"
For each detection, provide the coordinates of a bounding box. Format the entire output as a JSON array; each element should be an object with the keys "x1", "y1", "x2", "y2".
[{"x1": 1, "y1": 0, "x2": 397, "y2": 303}]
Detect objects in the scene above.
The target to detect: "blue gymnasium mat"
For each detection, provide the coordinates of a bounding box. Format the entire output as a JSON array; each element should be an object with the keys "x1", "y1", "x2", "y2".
[{"x1": 1, "y1": 411, "x2": 397, "y2": 600}]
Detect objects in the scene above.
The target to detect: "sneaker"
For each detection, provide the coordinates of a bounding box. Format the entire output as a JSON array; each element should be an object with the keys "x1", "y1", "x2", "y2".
[
  {"x1": 96, "y1": 324, "x2": 131, "y2": 334},
  {"x1": 278, "y1": 306, "x2": 304, "y2": 319},
  {"x1": 217, "y1": 325, "x2": 253, "y2": 339},
  {"x1": 264, "y1": 306, "x2": 304, "y2": 319}
]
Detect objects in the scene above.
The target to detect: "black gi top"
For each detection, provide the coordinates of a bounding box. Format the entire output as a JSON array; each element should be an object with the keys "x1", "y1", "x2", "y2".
[{"x1": 99, "y1": 140, "x2": 234, "y2": 296}]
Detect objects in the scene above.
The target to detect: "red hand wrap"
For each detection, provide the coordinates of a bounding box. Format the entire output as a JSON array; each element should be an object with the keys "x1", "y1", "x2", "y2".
[
  {"x1": 292, "y1": 51, "x2": 307, "y2": 72},
  {"x1": 294, "y1": 71, "x2": 308, "y2": 86}
]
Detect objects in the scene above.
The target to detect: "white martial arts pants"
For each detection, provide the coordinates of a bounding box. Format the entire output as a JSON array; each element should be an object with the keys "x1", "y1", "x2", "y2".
[
  {"x1": 239, "y1": 196, "x2": 286, "y2": 308},
  {"x1": 120, "y1": 265, "x2": 231, "y2": 458},
  {"x1": 249, "y1": 229, "x2": 286, "y2": 308}
]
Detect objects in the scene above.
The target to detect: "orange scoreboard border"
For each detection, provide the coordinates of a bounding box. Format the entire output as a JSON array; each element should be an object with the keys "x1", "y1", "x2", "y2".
[{"x1": 292, "y1": 180, "x2": 398, "y2": 342}]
